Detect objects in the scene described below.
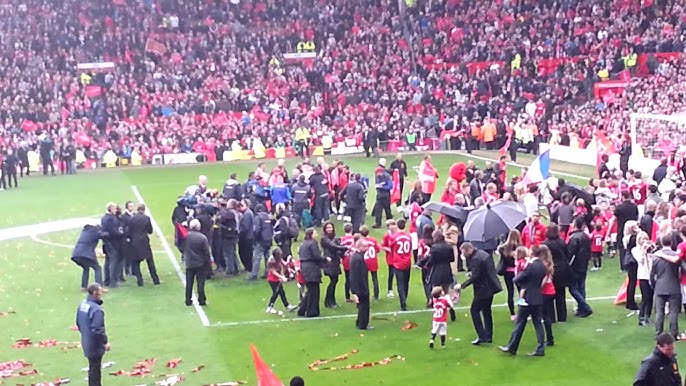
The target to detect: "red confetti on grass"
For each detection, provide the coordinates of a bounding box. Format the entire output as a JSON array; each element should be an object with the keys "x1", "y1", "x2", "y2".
[
  {"x1": 27, "y1": 377, "x2": 70, "y2": 386},
  {"x1": 308, "y1": 350, "x2": 405, "y2": 371},
  {"x1": 0, "y1": 311, "x2": 16, "y2": 317},
  {"x1": 190, "y1": 365, "x2": 204, "y2": 373},
  {"x1": 110, "y1": 358, "x2": 158, "y2": 377},
  {"x1": 11, "y1": 338, "x2": 79, "y2": 350},
  {"x1": 0, "y1": 360, "x2": 35, "y2": 379},
  {"x1": 166, "y1": 358, "x2": 182, "y2": 369},
  {"x1": 69, "y1": 325, "x2": 78, "y2": 331},
  {"x1": 401, "y1": 320, "x2": 418, "y2": 331}
]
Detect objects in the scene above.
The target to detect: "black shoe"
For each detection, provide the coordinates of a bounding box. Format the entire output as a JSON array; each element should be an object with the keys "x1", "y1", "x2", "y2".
[
  {"x1": 545, "y1": 341, "x2": 554, "y2": 347},
  {"x1": 372, "y1": 225, "x2": 382, "y2": 229},
  {"x1": 498, "y1": 346, "x2": 516, "y2": 355},
  {"x1": 154, "y1": 281, "x2": 162, "y2": 285},
  {"x1": 577, "y1": 310, "x2": 593, "y2": 318},
  {"x1": 401, "y1": 306, "x2": 407, "y2": 311},
  {"x1": 527, "y1": 351, "x2": 545, "y2": 357},
  {"x1": 199, "y1": 302, "x2": 207, "y2": 306},
  {"x1": 185, "y1": 302, "x2": 192, "y2": 306}
]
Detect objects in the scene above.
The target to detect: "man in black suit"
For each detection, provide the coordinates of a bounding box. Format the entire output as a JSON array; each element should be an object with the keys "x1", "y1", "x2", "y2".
[
  {"x1": 127, "y1": 204, "x2": 160, "y2": 286},
  {"x1": 615, "y1": 190, "x2": 639, "y2": 270},
  {"x1": 350, "y1": 239, "x2": 373, "y2": 330},
  {"x1": 101, "y1": 203, "x2": 124, "y2": 288},
  {"x1": 498, "y1": 255, "x2": 547, "y2": 356},
  {"x1": 457, "y1": 242, "x2": 502, "y2": 345},
  {"x1": 120, "y1": 201, "x2": 135, "y2": 278},
  {"x1": 343, "y1": 173, "x2": 366, "y2": 233},
  {"x1": 183, "y1": 219, "x2": 211, "y2": 306}
]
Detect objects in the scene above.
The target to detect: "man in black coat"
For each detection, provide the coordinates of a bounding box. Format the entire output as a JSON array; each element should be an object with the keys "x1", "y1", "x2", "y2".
[
  {"x1": 651, "y1": 236, "x2": 686, "y2": 338},
  {"x1": 76, "y1": 283, "x2": 110, "y2": 386},
  {"x1": 297, "y1": 228, "x2": 330, "y2": 318},
  {"x1": 362, "y1": 127, "x2": 378, "y2": 158},
  {"x1": 615, "y1": 190, "x2": 639, "y2": 270},
  {"x1": 218, "y1": 199, "x2": 240, "y2": 276},
  {"x1": 101, "y1": 203, "x2": 124, "y2": 288},
  {"x1": 238, "y1": 199, "x2": 254, "y2": 272},
  {"x1": 309, "y1": 166, "x2": 330, "y2": 227},
  {"x1": 350, "y1": 239, "x2": 372, "y2": 330},
  {"x1": 71, "y1": 224, "x2": 106, "y2": 289},
  {"x1": 249, "y1": 204, "x2": 273, "y2": 280},
  {"x1": 3, "y1": 148, "x2": 18, "y2": 188},
  {"x1": 39, "y1": 134, "x2": 55, "y2": 176},
  {"x1": 120, "y1": 201, "x2": 135, "y2": 278},
  {"x1": 653, "y1": 159, "x2": 669, "y2": 186},
  {"x1": 17, "y1": 143, "x2": 29, "y2": 177},
  {"x1": 389, "y1": 154, "x2": 408, "y2": 208},
  {"x1": 499, "y1": 256, "x2": 547, "y2": 356},
  {"x1": 567, "y1": 217, "x2": 593, "y2": 317},
  {"x1": 183, "y1": 219, "x2": 211, "y2": 306},
  {"x1": 458, "y1": 242, "x2": 502, "y2": 345},
  {"x1": 127, "y1": 204, "x2": 159, "y2": 286},
  {"x1": 291, "y1": 175, "x2": 311, "y2": 227},
  {"x1": 634, "y1": 333, "x2": 682, "y2": 386},
  {"x1": 343, "y1": 173, "x2": 366, "y2": 233}
]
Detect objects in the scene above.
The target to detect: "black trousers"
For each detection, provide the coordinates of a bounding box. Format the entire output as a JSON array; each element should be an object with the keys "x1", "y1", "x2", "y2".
[
  {"x1": 503, "y1": 272, "x2": 515, "y2": 316},
  {"x1": 370, "y1": 271, "x2": 379, "y2": 299},
  {"x1": 42, "y1": 157, "x2": 54, "y2": 175},
  {"x1": 298, "y1": 282, "x2": 321, "y2": 317},
  {"x1": 639, "y1": 279, "x2": 654, "y2": 321},
  {"x1": 373, "y1": 196, "x2": 392, "y2": 226},
  {"x1": 268, "y1": 281, "x2": 289, "y2": 308},
  {"x1": 387, "y1": 265, "x2": 395, "y2": 292},
  {"x1": 396, "y1": 179, "x2": 404, "y2": 207},
  {"x1": 88, "y1": 356, "x2": 103, "y2": 386},
  {"x1": 103, "y1": 242, "x2": 123, "y2": 288},
  {"x1": 238, "y1": 238, "x2": 254, "y2": 272},
  {"x1": 553, "y1": 284, "x2": 568, "y2": 322},
  {"x1": 356, "y1": 294, "x2": 370, "y2": 328},
  {"x1": 73, "y1": 256, "x2": 103, "y2": 289},
  {"x1": 185, "y1": 267, "x2": 207, "y2": 305},
  {"x1": 506, "y1": 304, "x2": 545, "y2": 355},
  {"x1": 626, "y1": 262, "x2": 639, "y2": 310},
  {"x1": 542, "y1": 295, "x2": 555, "y2": 343},
  {"x1": 395, "y1": 268, "x2": 410, "y2": 310},
  {"x1": 350, "y1": 207, "x2": 364, "y2": 234},
  {"x1": 324, "y1": 274, "x2": 339, "y2": 307},
  {"x1": 470, "y1": 295, "x2": 494, "y2": 341},
  {"x1": 132, "y1": 258, "x2": 160, "y2": 286},
  {"x1": 344, "y1": 270, "x2": 351, "y2": 300},
  {"x1": 5, "y1": 170, "x2": 17, "y2": 187}
]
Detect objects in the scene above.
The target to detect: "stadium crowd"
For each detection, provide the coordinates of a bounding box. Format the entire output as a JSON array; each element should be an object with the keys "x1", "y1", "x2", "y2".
[{"x1": 1, "y1": 0, "x2": 686, "y2": 175}]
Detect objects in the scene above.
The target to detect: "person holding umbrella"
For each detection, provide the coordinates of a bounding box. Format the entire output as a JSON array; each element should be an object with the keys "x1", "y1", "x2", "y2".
[{"x1": 456, "y1": 242, "x2": 502, "y2": 345}]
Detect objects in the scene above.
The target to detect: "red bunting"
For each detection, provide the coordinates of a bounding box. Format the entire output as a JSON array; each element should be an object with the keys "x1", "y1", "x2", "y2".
[
  {"x1": 85, "y1": 85, "x2": 103, "y2": 98},
  {"x1": 308, "y1": 350, "x2": 406, "y2": 371},
  {"x1": 0, "y1": 310, "x2": 16, "y2": 317},
  {"x1": 166, "y1": 358, "x2": 182, "y2": 369}
]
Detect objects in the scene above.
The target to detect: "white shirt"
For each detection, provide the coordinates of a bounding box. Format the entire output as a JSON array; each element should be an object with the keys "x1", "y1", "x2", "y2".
[{"x1": 523, "y1": 193, "x2": 539, "y2": 219}]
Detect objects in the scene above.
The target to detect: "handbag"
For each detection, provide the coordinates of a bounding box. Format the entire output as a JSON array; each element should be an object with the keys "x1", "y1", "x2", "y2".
[{"x1": 496, "y1": 257, "x2": 506, "y2": 276}]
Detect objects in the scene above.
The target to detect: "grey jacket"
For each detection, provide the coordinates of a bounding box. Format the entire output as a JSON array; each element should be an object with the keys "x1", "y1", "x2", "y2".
[{"x1": 650, "y1": 249, "x2": 686, "y2": 296}]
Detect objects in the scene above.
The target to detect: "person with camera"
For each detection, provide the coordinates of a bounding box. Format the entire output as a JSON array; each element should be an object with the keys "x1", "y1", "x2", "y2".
[
  {"x1": 101, "y1": 203, "x2": 124, "y2": 288},
  {"x1": 274, "y1": 203, "x2": 297, "y2": 259},
  {"x1": 219, "y1": 199, "x2": 240, "y2": 276}
]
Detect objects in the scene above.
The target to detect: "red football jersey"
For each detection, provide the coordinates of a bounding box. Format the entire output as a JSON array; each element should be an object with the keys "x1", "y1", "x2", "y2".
[
  {"x1": 382, "y1": 232, "x2": 395, "y2": 265},
  {"x1": 363, "y1": 236, "x2": 381, "y2": 272},
  {"x1": 391, "y1": 232, "x2": 413, "y2": 270},
  {"x1": 432, "y1": 296, "x2": 453, "y2": 323},
  {"x1": 409, "y1": 202, "x2": 422, "y2": 234},
  {"x1": 629, "y1": 182, "x2": 647, "y2": 205},
  {"x1": 340, "y1": 234, "x2": 354, "y2": 271},
  {"x1": 590, "y1": 231, "x2": 604, "y2": 253}
]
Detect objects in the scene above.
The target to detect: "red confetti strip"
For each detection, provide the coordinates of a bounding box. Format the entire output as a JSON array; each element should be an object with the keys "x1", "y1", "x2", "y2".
[
  {"x1": 11, "y1": 339, "x2": 80, "y2": 350},
  {"x1": 190, "y1": 365, "x2": 204, "y2": 373},
  {"x1": 110, "y1": 358, "x2": 158, "y2": 377},
  {"x1": 308, "y1": 350, "x2": 360, "y2": 370},
  {"x1": 0, "y1": 360, "x2": 35, "y2": 379},
  {"x1": 166, "y1": 358, "x2": 182, "y2": 369},
  {"x1": 69, "y1": 325, "x2": 78, "y2": 331},
  {"x1": 0, "y1": 311, "x2": 16, "y2": 317},
  {"x1": 315, "y1": 355, "x2": 405, "y2": 371},
  {"x1": 401, "y1": 320, "x2": 418, "y2": 331}
]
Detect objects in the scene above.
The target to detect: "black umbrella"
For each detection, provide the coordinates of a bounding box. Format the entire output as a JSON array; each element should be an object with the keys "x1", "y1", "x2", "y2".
[
  {"x1": 558, "y1": 183, "x2": 595, "y2": 205},
  {"x1": 462, "y1": 201, "x2": 527, "y2": 242},
  {"x1": 422, "y1": 202, "x2": 468, "y2": 224}
]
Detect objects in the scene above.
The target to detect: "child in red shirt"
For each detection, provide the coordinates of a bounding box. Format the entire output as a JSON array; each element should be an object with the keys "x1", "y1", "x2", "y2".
[
  {"x1": 382, "y1": 219, "x2": 397, "y2": 299},
  {"x1": 590, "y1": 223, "x2": 605, "y2": 271},
  {"x1": 340, "y1": 223, "x2": 355, "y2": 302},
  {"x1": 429, "y1": 286, "x2": 454, "y2": 349},
  {"x1": 573, "y1": 198, "x2": 588, "y2": 218},
  {"x1": 360, "y1": 225, "x2": 381, "y2": 300}
]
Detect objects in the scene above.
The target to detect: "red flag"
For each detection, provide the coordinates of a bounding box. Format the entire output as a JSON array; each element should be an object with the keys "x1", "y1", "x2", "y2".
[
  {"x1": 85, "y1": 85, "x2": 103, "y2": 98},
  {"x1": 176, "y1": 223, "x2": 188, "y2": 240},
  {"x1": 145, "y1": 38, "x2": 167, "y2": 56},
  {"x1": 21, "y1": 120, "x2": 37, "y2": 132},
  {"x1": 499, "y1": 133, "x2": 512, "y2": 156},
  {"x1": 614, "y1": 277, "x2": 629, "y2": 305},
  {"x1": 390, "y1": 169, "x2": 401, "y2": 205},
  {"x1": 251, "y1": 344, "x2": 282, "y2": 386},
  {"x1": 61, "y1": 107, "x2": 71, "y2": 123}
]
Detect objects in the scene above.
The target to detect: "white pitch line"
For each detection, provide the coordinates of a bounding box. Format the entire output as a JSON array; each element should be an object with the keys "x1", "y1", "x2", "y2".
[
  {"x1": 131, "y1": 185, "x2": 211, "y2": 327},
  {"x1": 211, "y1": 295, "x2": 618, "y2": 328},
  {"x1": 30, "y1": 234, "x2": 74, "y2": 249}
]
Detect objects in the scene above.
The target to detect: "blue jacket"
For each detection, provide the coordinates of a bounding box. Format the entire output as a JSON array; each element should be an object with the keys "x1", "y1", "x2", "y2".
[
  {"x1": 76, "y1": 296, "x2": 108, "y2": 359},
  {"x1": 101, "y1": 213, "x2": 124, "y2": 243},
  {"x1": 71, "y1": 225, "x2": 104, "y2": 263},
  {"x1": 270, "y1": 183, "x2": 292, "y2": 205}
]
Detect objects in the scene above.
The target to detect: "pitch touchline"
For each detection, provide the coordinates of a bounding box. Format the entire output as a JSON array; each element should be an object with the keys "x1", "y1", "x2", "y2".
[
  {"x1": 131, "y1": 185, "x2": 211, "y2": 327},
  {"x1": 211, "y1": 296, "x2": 620, "y2": 328}
]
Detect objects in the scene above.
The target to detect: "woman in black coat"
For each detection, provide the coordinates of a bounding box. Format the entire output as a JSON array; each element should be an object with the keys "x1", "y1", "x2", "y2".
[
  {"x1": 542, "y1": 223, "x2": 573, "y2": 322},
  {"x1": 298, "y1": 228, "x2": 330, "y2": 318},
  {"x1": 427, "y1": 231, "x2": 455, "y2": 291},
  {"x1": 321, "y1": 222, "x2": 349, "y2": 308},
  {"x1": 497, "y1": 229, "x2": 521, "y2": 321}
]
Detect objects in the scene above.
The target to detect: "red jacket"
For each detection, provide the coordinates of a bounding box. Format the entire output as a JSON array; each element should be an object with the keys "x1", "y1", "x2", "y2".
[
  {"x1": 363, "y1": 236, "x2": 381, "y2": 272},
  {"x1": 522, "y1": 221, "x2": 547, "y2": 248}
]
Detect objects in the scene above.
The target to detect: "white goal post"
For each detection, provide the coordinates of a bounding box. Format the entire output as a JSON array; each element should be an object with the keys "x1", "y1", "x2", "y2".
[{"x1": 626, "y1": 112, "x2": 683, "y2": 175}]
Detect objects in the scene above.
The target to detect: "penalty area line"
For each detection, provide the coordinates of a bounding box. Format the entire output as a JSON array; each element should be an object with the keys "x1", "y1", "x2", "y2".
[
  {"x1": 211, "y1": 295, "x2": 619, "y2": 328},
  {"x1": 131, "y1": 185, "x2": 211, "y2": 327}
]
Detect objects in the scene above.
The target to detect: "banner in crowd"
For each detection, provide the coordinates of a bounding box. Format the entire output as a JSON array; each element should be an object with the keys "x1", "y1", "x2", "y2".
[
  {"x1": 161, "y1": 153, "x2": 202, "y2": 165},
  {"x1": 145, "y1": 38, "x2": 167, "y2": 56},
  {"x1": 77, "y1": 62, "x2": 116, "y2": 71}
]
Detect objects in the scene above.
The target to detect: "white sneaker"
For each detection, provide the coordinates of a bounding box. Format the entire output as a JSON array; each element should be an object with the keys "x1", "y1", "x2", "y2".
[
  {"x1": 331, "y1": 207, "x2": 338, "y2": 214},
  {"x1": 387, "y1": 290, "x2": 395, "y2": 298},
  {"x1": 287, "y1": 305, "x2": 298, "y2": 312},
  {"x1": 396, "y1": 206, "x2": 404, "y2": 213},
  {"x1": 266, "y1": 306, "x2": 277, "y2": 314},
  {"x1": 590, "y1": 267, "x2": 598, "y2": 272},
  {"x1": 337, "y1": 215, "x2": 343, "y2": 221},
  {"x1": 343, "y1": 216, "x2": 351, "y2": 222},
  {"x1": 626, "y1": 310, "x2": 638, "y2": 318}
]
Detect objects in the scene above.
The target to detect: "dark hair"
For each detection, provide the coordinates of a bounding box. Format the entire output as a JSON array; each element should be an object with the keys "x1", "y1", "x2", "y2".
[
  {"x1": 290, "y1": 376, "x2": 305, "y2": 386},
  {"x1": 304, "y1": 228, "x2": 316, "y2": 240},
  {"x1": 528, "y1": 185, "x2": 538, "y2": 194},
  {"x1": 359, "y1": 225, "x2": 370, "y2": 237},
  {"x1": 422, "y1": 224, "x2": 435, "y2": 246},
  {"x1": 649, "y1": 185, "x2": 658, "y2": 194},
  {"x1": 397, "y1": 218, "x2": 406, "y2": 230},
  {"x1": 322, "y1": 221, "x2": 336, "y2": 236},
  {"x1": 272, "y1": 246, "x2": 283, "y2": 259},
  {"x1": 545, "y1": 223, "x2": 560, "y2": 239},
  {"x1": 573, "y1": 216, "x2": 585, "y2": 230},
  {"x1": 678, "y1": 194, "x2": 686, "y2": 203},
  {"x1": 137, "y1": 203, "x2": 146, "y2": 212},
  {"x1": 343, "y1": 223, "x2": 353, "y2": 234},
  {"x1": 432, "y1": 229, "x2": 445, "y2": 243},
  {"x1": 681, "y1": 225, "x2": 686, "y2": 238},
  {"x1": 661, "y1": 234, "x2": 673, "y2": 248},
  {"x1": 622, "y1": 190, "x2": 632, "y2": 200},
  {"x1": 87, "y1": 283, "x2": 102, "y2": 295},
  {"x1": 657, "y1": 333, "x2": 675, "y2": 347}
]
